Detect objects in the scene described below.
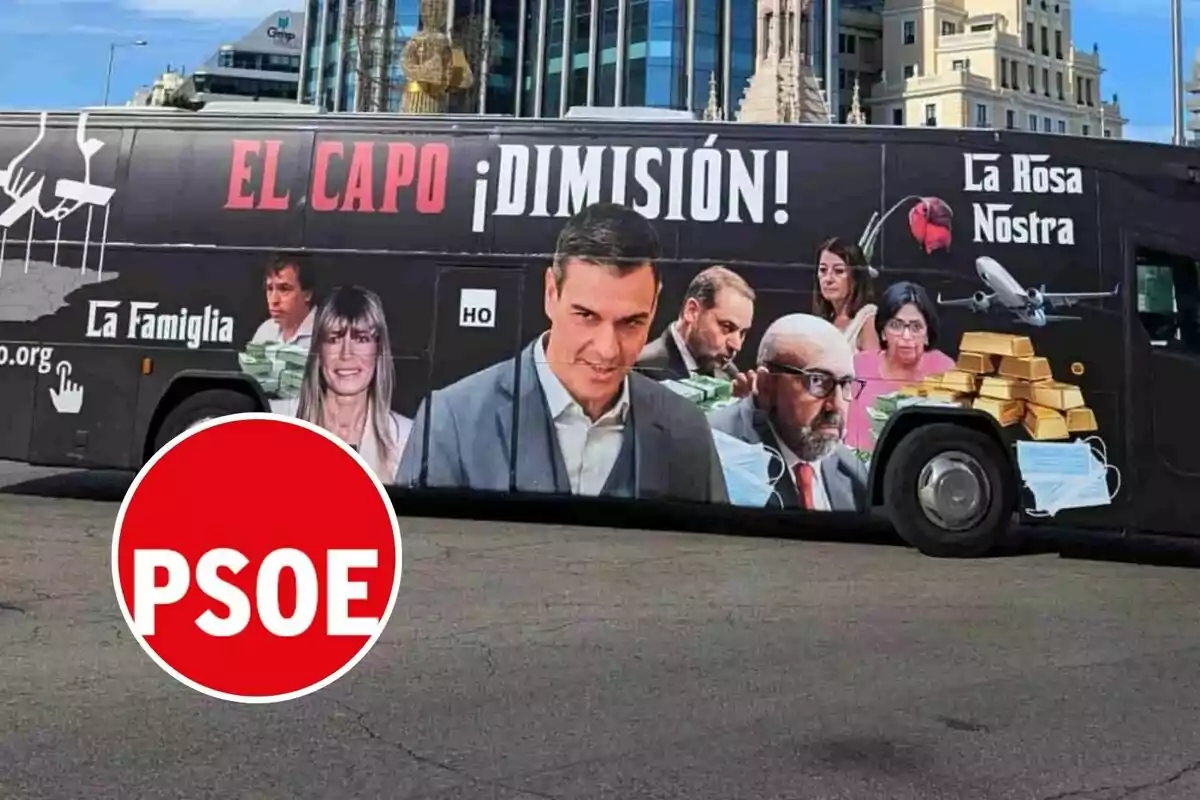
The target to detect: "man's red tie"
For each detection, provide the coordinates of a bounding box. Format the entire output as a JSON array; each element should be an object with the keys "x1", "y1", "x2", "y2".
[{"x1": 794, "y1": 462, "x2": 815, "y2": 510}]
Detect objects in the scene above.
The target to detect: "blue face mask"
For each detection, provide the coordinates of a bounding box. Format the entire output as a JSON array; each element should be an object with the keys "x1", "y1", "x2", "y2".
[
  {"x1": 711, "y1": 428, "x2": 786, "y2": 507},
  {"x1": 1017, "y1": 436, "x2": 1122, "y2": 518},
  {"x1": 1015, "y1": 439, "x2": 1100, "y2": 479}
]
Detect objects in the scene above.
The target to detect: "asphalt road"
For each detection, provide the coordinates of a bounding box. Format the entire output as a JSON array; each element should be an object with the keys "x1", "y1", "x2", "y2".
[{"x1": 1, "y1": 463, "x2": 1199, "y2": 800}]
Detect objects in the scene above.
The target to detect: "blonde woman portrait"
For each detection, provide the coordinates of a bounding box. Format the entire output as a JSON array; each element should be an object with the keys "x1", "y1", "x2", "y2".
[
  {"x1": 812, "y1": 236, "x2": 880, "y2": 353},
  {"x1": 282, "y1": 285, "x2": 412, "y2": 482}
]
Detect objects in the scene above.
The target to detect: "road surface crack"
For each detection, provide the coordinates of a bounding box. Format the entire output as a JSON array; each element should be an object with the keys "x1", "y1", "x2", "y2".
[
  {"x1": 332, "y1": 700, "x2": 558, "y2": 799},
  {"x1": 1041, "y1": 757, "x2": 1200, "y2": 799}
]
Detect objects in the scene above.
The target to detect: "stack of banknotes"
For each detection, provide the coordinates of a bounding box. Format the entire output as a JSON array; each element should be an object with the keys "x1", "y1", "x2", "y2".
[
  {"x1": 865, "y1": 389, "x2": 961, "y2": 444},
  {"x1": 237, "y1": 341, "x2": 310, "y2": 399},
  {"x1": 659, "y1": 374, "x2": 740, "y2": 412}
]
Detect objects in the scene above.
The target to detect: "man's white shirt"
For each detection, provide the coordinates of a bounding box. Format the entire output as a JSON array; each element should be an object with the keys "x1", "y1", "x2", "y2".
[
  {"x1": 533, "y1": 335, "x2": 630, "y2": 496},
  {"x1": 251, "y1": 307, "x2": 316, "y2": 348},
  {"x1": 669, "y1": 320, "x2": 700, "y2": 375}
]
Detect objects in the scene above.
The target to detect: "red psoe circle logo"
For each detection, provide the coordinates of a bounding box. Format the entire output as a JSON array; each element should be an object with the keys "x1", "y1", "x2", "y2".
[{"x1": 111, "y1": 413, "x2": 403, "y2": 704}]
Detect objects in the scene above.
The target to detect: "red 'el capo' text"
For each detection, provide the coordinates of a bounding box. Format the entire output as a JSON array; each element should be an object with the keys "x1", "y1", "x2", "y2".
[{"x1": 224, "y1": 138, "x2": 450, "y2": 215}]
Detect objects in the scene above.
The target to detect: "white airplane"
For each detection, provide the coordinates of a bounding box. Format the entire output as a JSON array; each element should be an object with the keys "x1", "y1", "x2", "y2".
[{"x1": 936, "y1": 256, "x2": 1120, "y2": 327}]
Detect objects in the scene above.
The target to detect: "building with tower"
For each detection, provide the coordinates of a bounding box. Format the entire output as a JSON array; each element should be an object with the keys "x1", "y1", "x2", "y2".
[{"x1": 864, "y1": 0, "x2": 1123, "y2": 137}]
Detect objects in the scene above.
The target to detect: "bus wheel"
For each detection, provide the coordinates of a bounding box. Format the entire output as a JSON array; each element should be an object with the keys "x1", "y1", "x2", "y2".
[
  {"x1": 881, "y1": 423, "x2": 1015, "y2": 559},
  {"x1": 153, "y1": 388, "x2": 260, "y2": 453}
]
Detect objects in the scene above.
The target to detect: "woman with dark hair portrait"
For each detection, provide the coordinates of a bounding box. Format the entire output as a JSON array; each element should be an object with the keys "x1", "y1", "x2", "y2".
[
  {"x1": 845, "y1": 280, "x2": 956, "y2": 452},
  {"x1": 280, "y1": 285, "x2": 413, "y2": 481},
  {"x1": 812, "y1": 236, "x2": 880, "y2": 353}
]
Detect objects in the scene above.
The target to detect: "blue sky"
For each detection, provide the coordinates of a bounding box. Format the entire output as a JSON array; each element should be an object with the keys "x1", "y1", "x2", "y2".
[{"x1": 0, "y1": 0, "x2": 1194, "y2": 142}]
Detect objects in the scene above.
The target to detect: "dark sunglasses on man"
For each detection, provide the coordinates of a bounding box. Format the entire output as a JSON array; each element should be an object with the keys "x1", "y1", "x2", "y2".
[{"x1": 762, "y1": 361, "x2": 866, "y2": 401}]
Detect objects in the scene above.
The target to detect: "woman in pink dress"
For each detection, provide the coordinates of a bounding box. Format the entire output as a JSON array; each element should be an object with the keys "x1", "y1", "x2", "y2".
[{"x1": 846, "y1": 281, "x2": 957, "y2": 454}]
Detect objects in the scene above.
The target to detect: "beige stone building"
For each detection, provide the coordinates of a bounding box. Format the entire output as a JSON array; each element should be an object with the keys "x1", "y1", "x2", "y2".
[
  {"x1": 833, "y1": 2, "x2": 885, "y2": 124},
  {"x1": 736, "y1": 0, "x2": 1124, "y2": 136},
  {"x1": 864, "y1": 0, "x2": 1124, "y2": 137}
]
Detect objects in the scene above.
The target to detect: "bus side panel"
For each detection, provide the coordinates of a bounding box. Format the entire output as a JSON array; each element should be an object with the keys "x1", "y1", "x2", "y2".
[
  {"x1": 399, "y1": 129, "x2": 889, "y2": 513},
  {"x1": 679, "y1": 135, "x2": 885, "y2": 272},
  {"x1": 27, "y1": 344, "x2": 142, "y2": 468},
  {"x1": 110, "y1": 125, "x2": 312, "y2": 250},
  {"x1": 0, "y1": 115, "x2": 133, "y2": 468},
  {"x1": 302, "y1": 129, "x2": 494, "y2": 257},
  {"x1": 873, "y1": 135, "x2": 1127, "y2": 530},
  {"x1": 1100, "y1": 150, "x2": 1200, "y2": 538}
]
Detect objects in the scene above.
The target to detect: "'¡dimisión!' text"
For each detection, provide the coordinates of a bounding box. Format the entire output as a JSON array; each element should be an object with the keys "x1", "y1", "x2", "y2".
[
  {"x1": 470, "y1": 135, "x2": 792, "y2": 233},
  {"x1": 964, "y1": 153, "x2": 1081, "y2": 246},
  {"x1": 85, "y1": 300, "x2": 235, "y2": 349}
]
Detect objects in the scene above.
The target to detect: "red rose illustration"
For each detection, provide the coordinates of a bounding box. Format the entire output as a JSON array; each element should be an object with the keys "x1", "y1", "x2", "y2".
[{"x1": 908, "y1": 196, "x2": 954, "y2": 254}]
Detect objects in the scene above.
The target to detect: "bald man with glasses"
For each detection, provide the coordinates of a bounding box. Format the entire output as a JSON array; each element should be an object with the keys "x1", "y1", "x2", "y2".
[{"x1": 706, "y1": 313, "x2": 870, "y2": 513}]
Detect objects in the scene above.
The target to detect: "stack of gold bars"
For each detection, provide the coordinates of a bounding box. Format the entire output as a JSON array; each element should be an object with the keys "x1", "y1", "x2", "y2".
[{"x1": 886, "y1": 331, "x2": 1098, "y2": 441}]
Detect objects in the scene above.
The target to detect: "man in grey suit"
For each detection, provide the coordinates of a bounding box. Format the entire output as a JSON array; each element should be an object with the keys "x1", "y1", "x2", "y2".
[
  {"x1": 635, "y1": 265, "x2": 756, "y2": 382},
  {"x1": 707, "y1": 313, "x2": 869, "y2": 513},
  {"x1": 396, "y1": 201, "x2": 729, "y2": 504}
]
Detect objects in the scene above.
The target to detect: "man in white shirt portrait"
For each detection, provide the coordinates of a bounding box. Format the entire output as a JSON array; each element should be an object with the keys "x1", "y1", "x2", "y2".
[
  {"x1": 250, "y1": 253, "x2": 316, "y2": 348},
  {"x1": 395, "y1": 202, "x2": 729, "y2": 505},
  {"x1": 635, "y1": 265, "x2": 757, "y2": 382},
  {"x1": 707, "y1": 313, "x2": 869, "y2": 513}
]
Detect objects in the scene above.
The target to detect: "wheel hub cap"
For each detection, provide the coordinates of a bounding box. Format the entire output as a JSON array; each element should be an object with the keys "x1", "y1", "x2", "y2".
[{"x1": 916, "y1": 451, "x2": 991, "y2": 532}]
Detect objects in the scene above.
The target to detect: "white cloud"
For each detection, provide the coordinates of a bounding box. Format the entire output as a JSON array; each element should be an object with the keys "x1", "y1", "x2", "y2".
[{"x1": 120, "y1": 0, "x2": 302, "y2": 21}]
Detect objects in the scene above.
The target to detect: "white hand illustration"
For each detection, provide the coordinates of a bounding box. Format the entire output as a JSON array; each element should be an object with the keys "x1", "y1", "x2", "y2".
[
  {"x1": 49, "y1": 112, "x2": 114, "y2": 220},
  {"x1": 0, "y1": 111, "x2": 114, "y2": 229},
  {"x1": 49, "y1": 361, "x2": 83, "y2": 414},
  {"x1": 0, "y1": 111, "x2": 50, "y2": 228}
]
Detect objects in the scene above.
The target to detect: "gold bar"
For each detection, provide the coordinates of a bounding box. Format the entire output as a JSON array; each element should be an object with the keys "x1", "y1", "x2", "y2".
[
  {"x1": 1023, "y1": 403, "x2": 1070, "y2": 441},
  {"x1": 978, "y1": 375, "x2": 1024, "y2": 401},
  {"x1": 973, "y1": 396, "x2": 1025, "y2": 426},
  {"x1": 939, "y1": 370, "x2": 980, "y2": 394},
  {"x1": 956, "y1": 351, "x2": 997, "y2": 374},
  {"x1": 924, "y1": 388, "x2": 968, "y2": 404},
  {"x1": 1065, "y1": 406, "x2": 1098, "y2": 433},
  {"x1": 998, "y1": 355, "x2": 1052, "y2": 383},
  {"x1": 1019, "y1": 380, "x2": 1085, "y2": 410},
  {"x1": 959, "y1": 331, "x2": 1036, "y2": 358}
]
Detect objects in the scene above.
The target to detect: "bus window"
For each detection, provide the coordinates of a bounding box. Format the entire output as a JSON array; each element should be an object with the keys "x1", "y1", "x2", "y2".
[{"x1": 1136, "y1": 247, "x2": 1200, "y2": 354}]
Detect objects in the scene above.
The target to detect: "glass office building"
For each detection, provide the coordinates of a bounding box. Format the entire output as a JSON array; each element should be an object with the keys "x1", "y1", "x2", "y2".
[
  {"x1": 516, "y1": 0, "x2": 756, "y2": 117},
  {"x1": 299, "y1": 0, "x2": 838, "y2": 119}
]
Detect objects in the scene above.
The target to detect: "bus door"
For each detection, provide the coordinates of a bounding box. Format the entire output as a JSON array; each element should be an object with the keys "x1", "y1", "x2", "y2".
[{"x1": 1124, "y1": 228, "x2": 1200, "y2": 536}]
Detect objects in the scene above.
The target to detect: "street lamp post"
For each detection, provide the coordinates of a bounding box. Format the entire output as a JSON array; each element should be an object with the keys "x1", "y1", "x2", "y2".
[
  {"x1": 1171, "y1": 0, "x2": 1185, "y2": 146},
  {"x1": 103, "y1": 39, "x2": 148, "y2": 106}
]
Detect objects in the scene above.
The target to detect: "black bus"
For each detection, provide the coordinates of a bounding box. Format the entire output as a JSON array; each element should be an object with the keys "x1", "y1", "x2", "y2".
[{"x1": 0, "y1": 106, "x2": 1196, "y2": 558}]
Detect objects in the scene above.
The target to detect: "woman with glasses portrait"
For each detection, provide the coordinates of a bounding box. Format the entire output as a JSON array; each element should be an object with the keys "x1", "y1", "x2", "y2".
[
  {"x1": 290, "y1": 285, "x2": 413, "y2": 482},
  {"x1": 844, "y1": 281, "x2": 956, "y2": 453}
]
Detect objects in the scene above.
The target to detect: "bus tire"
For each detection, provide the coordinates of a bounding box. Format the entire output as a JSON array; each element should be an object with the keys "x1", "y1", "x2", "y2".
[
  {"x1": 152, "y1": 388, "x2": 260, "y2": 453},
  {"x1": 881, "y1": 422, "x2": 1015, "y2": 559}
]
